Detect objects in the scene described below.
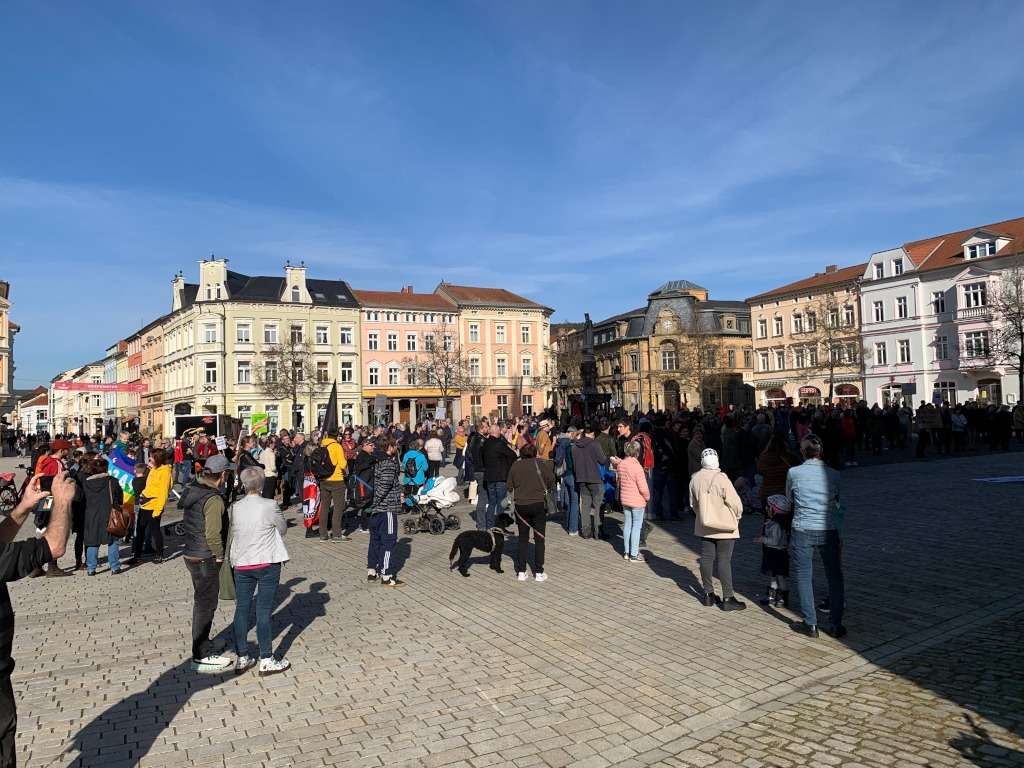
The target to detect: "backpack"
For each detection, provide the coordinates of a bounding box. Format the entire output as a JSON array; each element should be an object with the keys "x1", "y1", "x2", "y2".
[
  {"x1": 308, "y1": 445, "x2": 335, "y2": 479},
  {"x1": 635, "y1": 434, "x2": 654, "y2": 471},
  {"x1": 404, "y1": 455, "x2": 419, "y2": 480}
]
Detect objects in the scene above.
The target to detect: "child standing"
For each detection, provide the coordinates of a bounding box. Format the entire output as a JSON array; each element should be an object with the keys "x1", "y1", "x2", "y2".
[{"x1": 758, "y1": 494, "x2": 792, "y2": 606}]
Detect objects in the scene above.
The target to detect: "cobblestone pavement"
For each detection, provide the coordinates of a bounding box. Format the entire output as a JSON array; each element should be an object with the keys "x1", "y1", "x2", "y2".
[{"x1": 2, "y1": 453, "x2": 1021, "y2": 767}]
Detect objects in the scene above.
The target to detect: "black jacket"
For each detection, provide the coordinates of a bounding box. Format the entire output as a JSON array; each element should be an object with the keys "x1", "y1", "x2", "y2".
[
  {"x1": 481, "y1": 436, "x2": 517, "y2": 483},
  {"x1": 467, "y1": 432, "x2": 484, "y2": 470},
  {"x1": 179, "y1": 482, "x2": 224, "y2": 560},
  {"x1": 82, "y1": 473, "x2": 123, "y2": 547}
]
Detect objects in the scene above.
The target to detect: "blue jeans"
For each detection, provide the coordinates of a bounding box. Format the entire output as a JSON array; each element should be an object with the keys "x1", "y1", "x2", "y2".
[
  {"x1": 233, "y1": 563, "x2": 282, "y2": 659},
  {"x1": 622, "y1": 507, "x2": 644, "y2": 558},
  {"x1": 559, "y1": 473, "x2": 579, "y2": 533},
  {"x1": 484, "y1": 481, "x2": 507, "y2": 531},
  {"x1": 790, "y1": 529, "x2": 844, "y2": 629},
  {"x1": 473, "y1": 472, "x2": 487, "y2": 530},
  {"x1": 85, "y1": 542, "x2": 121, "y2": 574}
]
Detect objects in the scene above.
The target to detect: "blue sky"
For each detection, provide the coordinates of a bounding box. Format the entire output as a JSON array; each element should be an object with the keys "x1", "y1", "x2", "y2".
[{"x1": 3, "y1": 1, "x2": 1024, "y2": 387}]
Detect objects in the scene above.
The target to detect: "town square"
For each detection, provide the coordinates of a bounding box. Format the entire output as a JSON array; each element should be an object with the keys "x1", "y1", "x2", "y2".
[{"x1": 1, "y1": 3, "x2": 1024, "y2": 768}]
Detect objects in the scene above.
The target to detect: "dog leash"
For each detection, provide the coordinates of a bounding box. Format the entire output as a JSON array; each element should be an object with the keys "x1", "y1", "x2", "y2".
[{"x1": 514, "y1": 509, "x2": 546, "y2": 540}]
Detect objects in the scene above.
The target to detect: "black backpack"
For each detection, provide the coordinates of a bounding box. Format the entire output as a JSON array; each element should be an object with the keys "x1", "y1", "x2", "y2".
[
  {"x1": 308, "y1": 446, "x2": 335, "y2": 479},
  {"x1": 404, "y1": 455, "x2": 419, "y2": 480}
]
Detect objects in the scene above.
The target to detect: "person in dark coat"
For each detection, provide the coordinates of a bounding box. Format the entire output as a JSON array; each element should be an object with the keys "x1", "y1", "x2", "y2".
[{"x1": 81, "y1": 455, "x2": 125, "y2": 575}]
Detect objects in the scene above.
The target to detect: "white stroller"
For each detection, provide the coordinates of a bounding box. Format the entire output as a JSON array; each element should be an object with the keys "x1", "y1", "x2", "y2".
[{"x1": 403, "y1": 476, "x2": 463, "y2": 535}]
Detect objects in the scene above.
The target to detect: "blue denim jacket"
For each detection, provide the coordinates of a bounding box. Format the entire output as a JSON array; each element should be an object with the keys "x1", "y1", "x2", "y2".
[{"x1": 786, "y1": 459, "x2": 840, "y2": 531}]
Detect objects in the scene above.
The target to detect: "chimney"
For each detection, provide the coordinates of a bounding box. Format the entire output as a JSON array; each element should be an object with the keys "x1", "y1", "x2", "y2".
[
  {"x1": 400, "y1": 285, "x2": 414, "y2": 294},
  {"x1": 825, "y1": 264, "x2": 838, "y2": 274},
  {"x1": 171, "y1": 271, "x2": 185, "y2": 311}
]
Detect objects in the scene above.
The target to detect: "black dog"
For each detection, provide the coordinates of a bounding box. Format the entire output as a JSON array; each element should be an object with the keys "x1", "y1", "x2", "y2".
[{"x1": 448, "y1": 513, "x2": 514, "y2": 577}]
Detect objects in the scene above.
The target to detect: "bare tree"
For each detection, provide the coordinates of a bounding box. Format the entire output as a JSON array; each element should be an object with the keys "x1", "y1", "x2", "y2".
[
  {"x1": 254, "y1": 338, "x2": 323, "y2": 430},
  {"x1": 401, "y1": 317, "x2": 471, "y2": 418},
  {"x1": 668, "y1": 313, "x2": 727, "y2": 409},
  {"x1": 793, "y1": 293, "x2": 863, "y2": 402},
  {"x1": 989, "y1": 265, "x2": 1024, "y2": 399}
]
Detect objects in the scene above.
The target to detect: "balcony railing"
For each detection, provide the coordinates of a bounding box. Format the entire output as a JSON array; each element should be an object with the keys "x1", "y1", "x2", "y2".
[{"x1": 957, "y1": 306, "x2": 991, "y2": 320}]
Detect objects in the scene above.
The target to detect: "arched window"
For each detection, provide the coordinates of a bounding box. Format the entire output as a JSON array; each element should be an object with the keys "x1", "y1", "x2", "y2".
[
  {"x1": 291, "y1": 286, "x2": 300, "y2": 302},
  {"x1": 660, "y1": 342, "x2": 678, "y2": 371}
]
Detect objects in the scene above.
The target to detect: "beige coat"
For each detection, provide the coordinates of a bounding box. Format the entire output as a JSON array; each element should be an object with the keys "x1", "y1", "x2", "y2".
[{"x1": 689, "y1": 468, "x2": 743, "y2": 540}]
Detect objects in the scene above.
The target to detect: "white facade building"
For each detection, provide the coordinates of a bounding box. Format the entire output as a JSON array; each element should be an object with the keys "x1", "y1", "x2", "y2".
[{"x1": 861, "y1": 219, "x2": 1023, "y2": 407}]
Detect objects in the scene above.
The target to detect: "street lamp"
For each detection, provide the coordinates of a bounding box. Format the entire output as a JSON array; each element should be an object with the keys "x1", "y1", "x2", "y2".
[
  {"x1": 558, "y1": 371, "x2": 568, "y2": 411},
  {"x1": 612, "y1": 365, "x2": 623, "y2": 410}
]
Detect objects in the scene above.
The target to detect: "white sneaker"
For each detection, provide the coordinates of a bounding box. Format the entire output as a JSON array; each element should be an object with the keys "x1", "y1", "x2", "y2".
[
  {"x1": 568, "y1": 531, "x2": 579, "y2": 537},
  {"x1": 192, "y1": 655, "x2": 233, "y2": 674},
  {"x1": 535, "y1": 573, "x2": 548, "y2": 583},
  {"x1": 516, "y1": 572, "x2": 528, "y2": 582},
  {"x1": 235, "y1": 655, "x2": 256, "y2": 675},
  {"x1": 258, "y1": 657, "x2": 291, "y2": 677},
  {"x1": 623, "y1": 554, "x2": 630, "y2": 562}
]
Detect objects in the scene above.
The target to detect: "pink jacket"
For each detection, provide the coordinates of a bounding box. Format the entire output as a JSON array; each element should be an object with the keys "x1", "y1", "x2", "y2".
[{"x1": 616, "y1": 456, "x2": 650, "y2": 509}]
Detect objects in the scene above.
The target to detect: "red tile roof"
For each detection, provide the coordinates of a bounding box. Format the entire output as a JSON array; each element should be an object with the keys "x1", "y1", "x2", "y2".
[
  {"x1": 352, "y1": 290, "x2": 456, "y2": 311},
  {"x1": 905, "y1": 215, "x2": 1024, "y2": 273},
  {"x1": 436, "y1": 282, "x2": 549, "y2": 310},
  {"x1": 746, "y1": 263, "x2": 867, "y2": 303}
]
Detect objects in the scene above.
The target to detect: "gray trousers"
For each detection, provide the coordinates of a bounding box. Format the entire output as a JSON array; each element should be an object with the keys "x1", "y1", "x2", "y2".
[
  {"x1": 699, "y1": 538, "x2": 735, "y2": 599},
  {"x1": 578, "y1": 482, "x2": 603, "y2": 539}
]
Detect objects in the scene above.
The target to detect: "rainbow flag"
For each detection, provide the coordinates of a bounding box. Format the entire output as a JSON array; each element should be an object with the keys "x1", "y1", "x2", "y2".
[{"x1": 107, "y1": 443, "x2": 137, "y2": 503}]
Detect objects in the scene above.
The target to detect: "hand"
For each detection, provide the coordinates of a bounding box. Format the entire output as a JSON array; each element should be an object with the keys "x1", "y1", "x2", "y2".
[
  {"x1": 19, "y1": 475, "x2": 49, "y2": 509},
  {"x1": 51, "y1": 470, "x2": 77, "y2": 509}
]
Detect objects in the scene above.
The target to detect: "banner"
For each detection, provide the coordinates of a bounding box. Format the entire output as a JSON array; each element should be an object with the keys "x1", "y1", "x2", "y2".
[
  {"x1": 53, "y1": 381, "x2": 148, "y2": 393},
  {"x1": 250, "y1": 412, "x2": 269, "y2": 435},
  {"x1": 107, "y1": 443, "x2": 137, "y2": 502}
]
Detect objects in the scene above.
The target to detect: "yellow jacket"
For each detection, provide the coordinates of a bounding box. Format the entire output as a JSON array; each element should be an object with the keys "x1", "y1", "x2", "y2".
[
  {"x1": 321, "y1": 438, "x2": 347, "y2": 481},
  {"x1": 140, "y1": 464, "x2": 173, "y2": 517}
]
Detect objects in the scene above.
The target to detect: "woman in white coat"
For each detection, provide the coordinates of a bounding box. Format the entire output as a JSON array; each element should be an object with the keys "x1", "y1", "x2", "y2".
[
  {"x1": 231, "y1": 466, "x2": 290, "y2": 676},
  {"x1": 689, "y1": 448, "x2": 746, "y2": 611}
]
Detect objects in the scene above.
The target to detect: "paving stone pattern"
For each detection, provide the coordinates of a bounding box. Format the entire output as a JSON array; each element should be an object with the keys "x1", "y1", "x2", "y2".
[{"x1": 3, "y1": 453, "x2": 1022, "y2": 767}]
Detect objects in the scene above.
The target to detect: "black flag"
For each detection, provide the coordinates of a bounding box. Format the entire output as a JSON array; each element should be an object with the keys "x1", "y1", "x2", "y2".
[{"x1": 320, "y1": 381, "x2": 339, "y2": 436}]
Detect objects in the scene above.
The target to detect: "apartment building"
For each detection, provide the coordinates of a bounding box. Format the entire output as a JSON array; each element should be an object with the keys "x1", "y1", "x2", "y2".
[
  {"x1": 0, "y1": 281, "x2": 19, "y2": 420},
  {"x1": 861, "y1": 216, "x2": 1024, "y2": 407},
  {"x1": 49, "y1": 362, "x2": 105, "y2": 435},
  {"x1": 16, "y1": 387, "x2": 48, "y2": 435},
  {"x1": 747, "y1": 265, "x2": 866, "y2": 407}
]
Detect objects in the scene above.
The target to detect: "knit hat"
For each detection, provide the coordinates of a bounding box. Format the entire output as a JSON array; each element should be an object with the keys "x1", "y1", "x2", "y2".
[{"x1": 700, "y1": 448, "x2": 719, "y2": 470}]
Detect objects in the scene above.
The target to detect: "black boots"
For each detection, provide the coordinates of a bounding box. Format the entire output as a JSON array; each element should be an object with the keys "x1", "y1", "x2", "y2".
[
  {"x1": 702, "y1": 592, "x2": 717, "y2": 607},
  {"x1": 720, "y1": 596, "x2": 747, "y2": 611}
]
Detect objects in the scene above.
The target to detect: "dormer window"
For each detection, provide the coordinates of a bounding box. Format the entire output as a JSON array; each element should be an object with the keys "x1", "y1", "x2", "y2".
[
  {"x1": 291, "y1": 286, "x2": 300, "y2": 302},
  {"x1": 967, "y1": 241, "x2": 996, "y2": 259},
  {"x1": 893, "y1": 258, "x2": 903, "y2": 276},
  {"x1": 874, "y1": 263, "x2": 884, "y2": 280}
]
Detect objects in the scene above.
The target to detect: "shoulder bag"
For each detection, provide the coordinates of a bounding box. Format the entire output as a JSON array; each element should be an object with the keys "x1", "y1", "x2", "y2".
[
  {"x1": 106, "y1": 478, "x2": 134, "y2": 538},
  {"x1": 533, "y1": 459, "x2": 557, "y2": 518},
  {"x1": 697, "y1": 474, "x2": 737, "y2": 534}
]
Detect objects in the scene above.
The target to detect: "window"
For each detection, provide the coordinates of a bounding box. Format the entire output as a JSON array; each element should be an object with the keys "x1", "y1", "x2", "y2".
[
  {"x1": 368, "y1": 364, "x2": 380, "y2": 386},
  {"x1": 934, "y1": 335, "x2": 949, "y2": 361},
  {"x1": 406, "y1": 333, "x2": 417, "y2": 352},
  {"x1": 843, "y1": 305, "x2": 854, "y2": 325},
  {"x1": 315, "y1": 325, "x2": 329, "y2": 345},
  {"x1": 316, "y1": 361, "x2": 329, "y2": 383},
  {"x1": 967, "y1": 241, "x2": 996, "y2": 259},
  {"x1": 237, "y1": 405, "x2": 251, "y2": 426},
  {"x1": 893, "y1": 258, "x2": 904, "y2": 276},
  {"x1": 496, "y1": 357, "x2": 507, "y2": 377},
  {"x1": 496, "y1": 395, "x2": 509, "y2": 420},
  {"x1": 236, "y1": 323, "x2": 251, "y2": 343},
  {"x1": 405, "y1": 367, "x2": 417, "y2": 386},
  {"x1": 827, "y1": 309, "x2": 839, "y2": 328},
  {"x1": 521, "y1": 357, "x2": 532, "y2": 376},
  {"x1": 388, "y1": 365, "x2": 399, "y2": 385},
  {"x1": 725, "y1": 318, "x2": 735, "y2": 330},
  {"x1": 874, "y1": 342, "x2": 887, "y2": 365},
  {"x1": 495, "y1": 324, "x2": 506, "y2": 343},
  {"x1": 340, "y1": 361, "x2": 353, "y2": 383},
  {"x1": 705, "y1": 349, "x2": 717, "y2": 367},
  {"x1": 443, "y1": 333, "x2": 453, "y2": 352},
  {"x1": 933, "y1": 381, "x2": 957, "y2": 405},
  {"x1": 661, "y1": 345, "x2": 678, "y2": 371},
  {"x1": 775, "y1": 350, "x2": 785, "y2": 370},
  {"x1": 202, "y1": 323, "x2": 217, "y2": 343},
  {"x1": 931, "y1": 292, "x2": 946, "y2": 314},
  {"x1": 629, "y1": 352, "x2": 640, "y2": 372},
  {"x1": 340, "y1": 326, "x2": 353, "y2": 345},
  {"x1": 896, "y1": 296, "x2": 908, "y2": 319},
  {"x1": 365, "y1": 310, "x2": 379, "y2": 322},
  {"x1": 387, "y1": 332, "x2": 398, "y2": 352},
  {"x1": 291, "y1": 286, "x2": 301, "y2": 302},
  {"x1": 727, "y1": 349, "x2": 736, "y2": 367},
  {"x1": 743, "y1": 349, "x2": 752, "y2": 368},
  {"x1": 469, "y1": 323, "x2": 480, "y2": 343},
  {"x1": 522, "y1": 395, "x2": 533, "y2": 415},
  {"x1": 469, "y1": 357, "x2": 481, "y2": 378},
  {"x1": 470, "y1": 395, "x2": 482, "y2": 419},
  {"x1": 521, "y1": 325, "x2": 531, "y2": 343},
  {"x1": 759, "y1": 351, "x2": 770, "y2": 371},
  {"x1": 264, "y1": 361, "x2": 278, "y2": 383},
  {"x1": 237, "y1": 361, "x2": 251, "y2": 384},
  {"x1": 794, "y1": 348, "x2": 805, "y2": 368},
  {"x1": 757, "y1": 318, "x2": 767, "y2": 339},
  {"x1": 793, "y1": 314, "x2": 803, "y2": 333},
  {"x1": 264, "y1": 323, "x2": 279, "y2": 344},
  {"x1": 964, "y1": 331, "x2": 990, "y2": 358},
  {"x1": 293, "y1": 361, "x2": 304, "y2": 383},
  {"x1": 874, "y1": 263, "x2": 884, "y2": 279},
  {"x1": 964, "y1": 283, "x2": 987, "y2": 308},
  {"x1": 806, "y1": 312, "x2": 816, "y2": 332},
  {"x1": 873, "y1": 301, "x2": 884, "y2": 322},
  {"x1": 773, "y1": 316, "x2": 783, "y2": 336},
  {"x1": 807, "y1": 348, "x2": 817, "y2": 366},
  {"x1": 367, "y1": 332, "x2": 379, "y2": 351},
  {"x1": 204, "y1": 361, "x2": 217, "y2": 385},
  {"x1": 266, "y1": 405, "x2": 279, "y2": 434},
  {"x1": 290, "y1": 324, "x2": 304, "y2": 344}
]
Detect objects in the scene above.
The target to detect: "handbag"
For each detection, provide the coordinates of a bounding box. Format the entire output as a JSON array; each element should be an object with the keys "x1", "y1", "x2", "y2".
[
  {"x1": 532, "y1": 459, "x2": 557, "y2": 517},
  {"x1": 106, "y1": 479, "x2": 134, "y2": 538},
  {"x1": 697, "y1": 476, "x2": 736, "y2": 534},
  {"x1": 762, "y1": 518, "x2": 787, "y2": 549}
]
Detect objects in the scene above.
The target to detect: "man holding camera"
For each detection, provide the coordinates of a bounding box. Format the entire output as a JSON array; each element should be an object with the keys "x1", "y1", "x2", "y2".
[{"x1": 0, "y1": 469, "x2": 73, "y2": 767}]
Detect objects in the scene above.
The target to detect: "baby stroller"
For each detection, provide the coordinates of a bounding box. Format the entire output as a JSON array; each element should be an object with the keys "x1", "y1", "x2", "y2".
[{"x1": 403, "y1": 476, "x2": 462, "y2": 535}]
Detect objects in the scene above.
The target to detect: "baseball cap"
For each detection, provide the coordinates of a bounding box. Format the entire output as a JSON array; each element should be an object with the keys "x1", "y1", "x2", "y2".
[{"x1": 205, "y1": 455, "x2": 236, "y2": 473}]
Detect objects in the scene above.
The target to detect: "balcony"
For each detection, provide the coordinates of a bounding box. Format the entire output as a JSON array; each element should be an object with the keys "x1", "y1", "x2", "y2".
[{"x1": 957, "y1": 306, "x2": 991, "y2": 321}]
